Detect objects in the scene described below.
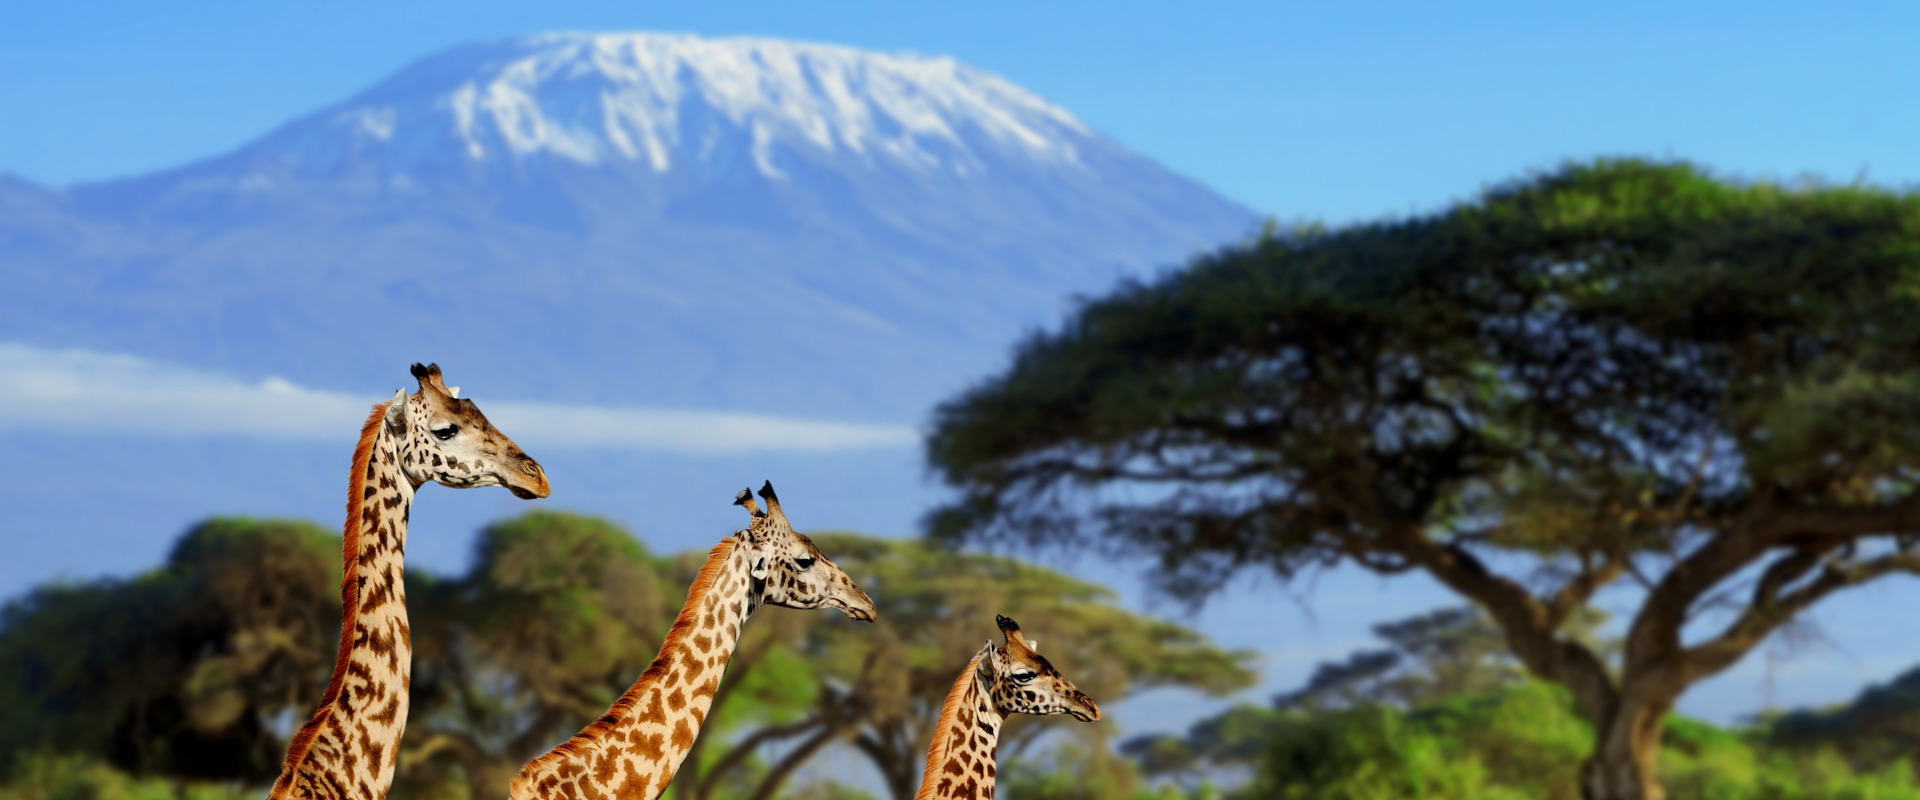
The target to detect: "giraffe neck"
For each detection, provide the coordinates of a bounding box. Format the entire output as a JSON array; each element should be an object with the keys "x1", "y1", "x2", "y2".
[
  {"x1": 512, "y1": 537, "x2": 756, "y2": 800},
  {"x1": 272, "y1": 403, "x2": 419, "y2": 800},
  {"x1": 916, "y1": 651, "x2": 1005, "y2": 800}
]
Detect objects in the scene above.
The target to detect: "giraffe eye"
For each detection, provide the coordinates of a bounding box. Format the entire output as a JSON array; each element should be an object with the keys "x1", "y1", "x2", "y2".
[
  {"x1": 794, "y1": 556, "x2": 816, "y2": 570},
  {"x1": 1013, "y1": 671, "x2": 1036, "y2": 683},
  {"x1": 432, "y1": 425, "x2": 459, "y2": 441}
]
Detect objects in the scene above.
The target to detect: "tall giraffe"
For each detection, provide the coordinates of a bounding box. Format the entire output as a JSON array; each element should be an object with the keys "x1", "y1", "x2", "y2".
[
  {"x1": 271, "y1": 363, "x2": 551, "y2": 800},
  {"x1": 915, "y1": 615, "x2": 1101, "y2": 800},
  {"x1": 511, "y1": 482, "x2": 877, "y2": 800}
]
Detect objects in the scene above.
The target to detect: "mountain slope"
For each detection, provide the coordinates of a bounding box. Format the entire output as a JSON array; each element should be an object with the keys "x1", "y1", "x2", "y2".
[{"x1": 1, "y1": 32, "x2": 1257, "y2": 419}]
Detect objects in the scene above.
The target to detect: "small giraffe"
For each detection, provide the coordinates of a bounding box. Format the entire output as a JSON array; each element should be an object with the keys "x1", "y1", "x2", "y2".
[
  {"x1": 270, "y1": 363, "x2": 551, "y2": 800},
  {"x1": 511, "y1": 481, "x2": 877, "y2": 800},
  {"x1": 915, "y1": 615, "x2": 1101, "y2": 800}
]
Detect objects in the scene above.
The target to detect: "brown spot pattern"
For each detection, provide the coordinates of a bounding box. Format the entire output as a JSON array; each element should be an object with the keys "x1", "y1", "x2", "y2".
[
  {"x1": 511, "y1": 541, "x2": 752, "y2": 800},
  {"x1": 272, "y1": 373, "x2": 547, "y2": 800}
]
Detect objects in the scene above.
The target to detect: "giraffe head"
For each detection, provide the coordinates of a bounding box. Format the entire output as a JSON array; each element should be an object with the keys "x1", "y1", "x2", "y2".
[
  {"x1": 382, "y1": 362, "x2": 551, "y2": 499},
  {"x1": 731, "y1": 481, "x2": 877, "y2": 622},
  {"x1": 981, "y1": 615, "x2": 1101, "y2": 721}
]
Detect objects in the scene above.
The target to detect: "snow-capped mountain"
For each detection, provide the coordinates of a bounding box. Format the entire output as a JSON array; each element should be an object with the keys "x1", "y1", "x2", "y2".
[
  {"x1": 258, "y1": 33, "x2": 1094, "y2": 179},
  {"x1": 0, "y1": 31, "x2": 1257, "y2": 627},
  {"x1": 3, "y1": 32, "x2": 1257, "y2": 421}
]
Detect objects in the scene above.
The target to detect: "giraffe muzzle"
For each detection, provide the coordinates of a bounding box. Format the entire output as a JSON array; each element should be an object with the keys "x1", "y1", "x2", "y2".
[
  {"x1": 507, "y1": 458, "x2": 551, "y2": 499},
  {"x1": 839, "y1": 587, "x2": 878, "y2": 622},
  {"x1": 1068, "y1": 693, "x2": 1102, "y2": 722}
]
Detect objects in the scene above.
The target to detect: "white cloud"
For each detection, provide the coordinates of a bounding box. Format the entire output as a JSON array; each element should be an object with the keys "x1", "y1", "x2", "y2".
[{"x1": 0, "y1": 343, "x2": 917, "y2": 454}]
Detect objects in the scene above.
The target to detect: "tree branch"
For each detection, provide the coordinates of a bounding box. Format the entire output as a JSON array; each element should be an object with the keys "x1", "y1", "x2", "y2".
[
  {"x1": 1751, "y1": 490, "x2": 1920, "y2": 545},
  {"x1": 1628, "y1": 492, "x2": 1920, "y2": 685},
  {"x1": 1377, "y1": 525, "x2": 1620, "y2": 723},
  {"x1": 692, "y1": 715, "x2": 829, "y2": 800},
  {"x1": 399, "y1": 728, "x2": 486, "y2": 773},
  {"x1": 1547, "y1": 548, "x2": 1626, "y2": 629},
  {"x1": 1680, "y1": 551, "x2": 1920, "y2": 680},
  {"x1": 745, "y1": 715, "x2": 862, "y2": 800},
  {"x1": 850, "y1": 730, "x2": 909, "y2": 800}
]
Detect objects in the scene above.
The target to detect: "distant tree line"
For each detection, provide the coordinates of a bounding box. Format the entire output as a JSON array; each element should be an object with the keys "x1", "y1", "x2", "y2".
[{"x1": 0, "y1": 514, "x2": 1254, "y2": 800}]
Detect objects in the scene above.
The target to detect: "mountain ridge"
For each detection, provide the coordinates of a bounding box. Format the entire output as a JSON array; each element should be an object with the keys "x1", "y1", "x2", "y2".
[{"x1": 0, "y1": 31, "x2": 1259, "y2": 421}]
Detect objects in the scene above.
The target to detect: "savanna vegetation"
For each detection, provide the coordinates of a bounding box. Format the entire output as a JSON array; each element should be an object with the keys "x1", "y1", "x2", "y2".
[
  {"x1": 929, "y1": 159, "x2": 1920, "y2": 799},
  {"x1": 1122, "y1": 606, "x2": 1920, "y2": 800},
  {"x1": 0, "y1": 514, "x2": 1253, "y2": 800}
]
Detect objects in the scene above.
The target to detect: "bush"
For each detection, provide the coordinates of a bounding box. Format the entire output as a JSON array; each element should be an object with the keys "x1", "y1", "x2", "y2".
[
  {"x1": 0, "y1": 753, "x2": 252, "y2": 800},
  {"x1": 1236, "y1": 682, "x2": 1920, "y2": 800}
]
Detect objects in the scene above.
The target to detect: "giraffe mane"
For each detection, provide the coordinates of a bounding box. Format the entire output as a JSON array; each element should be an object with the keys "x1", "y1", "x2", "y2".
[
  {"x1": 528, "y1": 536, "x2": 740, "y2": 765},
  {"x1": 271, "y1": 401, "x2": 390, "y2": 798},
  {"x1": 914, "y1": 646, "x2": 989, "y2": 800}
]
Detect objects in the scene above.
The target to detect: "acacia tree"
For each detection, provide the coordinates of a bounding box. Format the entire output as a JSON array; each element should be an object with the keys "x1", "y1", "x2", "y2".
[
  {"x1": 0, "y1": 518, "x2": 340, "y2": 783},
  {"x1": 927, "y1": 160, "x2": 1920, "y2": 800}
]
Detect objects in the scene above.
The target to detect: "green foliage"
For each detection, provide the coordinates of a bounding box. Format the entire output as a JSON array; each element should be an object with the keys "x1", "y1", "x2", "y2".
[
  {"x1": 1000, "y1": 741, "x2": 1142, "y2": 800},
  {"x1": 1247, "y1": 705, "x2": 1499, "y2": 800},
  {"x1": 1228, "y1": 683, "x2": 1920, "y2": 800},
  {"x1": 0, "y1": 518, "x2": 340, "y2": 783},
  {"x1": 929, "y1": 156, "x2": 1920, "y2": 588},
  {"x1": 1131, "y1": 604, "x2": 1554, "y2": 792},
  {"x1": 1413, "y1": 682, "x2": 1591, "y2": 796},
  {"x1": 1651, "y1": 716, "x2": 1920, "y2": 800},
  {"x1": 0, "y1": 750, "x2": 256, "y2": 800},
  {"x1": 1133, "y1": 651, "x2": 1920, "y2": 800},
  {"x1": 1765, "y1": 664, "x2": 1920, "y2": 772},
  {"x1": 463, "y1": 510, "x2": 664, "y2": 671}
]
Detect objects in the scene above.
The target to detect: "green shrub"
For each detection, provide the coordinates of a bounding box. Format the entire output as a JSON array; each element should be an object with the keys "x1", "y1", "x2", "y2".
[
  {"x1": 0, "y1": 753, "x2": 252, "y2": 800},
  {"x1": 1236, "y1": 682, "x2": 1920, "y2": 800}
]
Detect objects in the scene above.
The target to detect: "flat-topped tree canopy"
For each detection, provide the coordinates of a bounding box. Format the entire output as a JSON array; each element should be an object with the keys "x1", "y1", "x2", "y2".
[{"x1": 927, "y1": 158, "x2": 1920, "y2": 800}]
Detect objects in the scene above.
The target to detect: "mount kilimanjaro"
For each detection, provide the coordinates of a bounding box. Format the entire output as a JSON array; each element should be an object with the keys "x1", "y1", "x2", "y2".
[{"x1": 1, "y1": 32, "x2": 1256, "y2": 421}]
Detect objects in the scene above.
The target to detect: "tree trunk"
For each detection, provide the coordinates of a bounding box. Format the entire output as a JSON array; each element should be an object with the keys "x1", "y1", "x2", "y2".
[
  {"x1": 884, "y1": 762, "x2": 916, "y2": 800},
  {"x1": 1578, "y1": 697, "x2": 1668, "y2": 800},
  {"x1": 854, "y1": 729, "x2": 918, "y2": 800}
]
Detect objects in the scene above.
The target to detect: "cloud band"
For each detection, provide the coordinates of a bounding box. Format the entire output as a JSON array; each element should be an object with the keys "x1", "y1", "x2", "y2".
[{"x1": 0, "y1": 343, "x2": 916, "y2": 454}]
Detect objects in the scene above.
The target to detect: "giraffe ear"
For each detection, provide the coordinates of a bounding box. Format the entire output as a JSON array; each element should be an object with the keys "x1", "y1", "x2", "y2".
[
  {"x1": 383, "y1": 390, "x2": 409, "y2": 433},
  {"x1": 750, "y1": 556, "x2": 770, "y2": 581},
  {"x1": 446, "y1": 386, "x2": 460, "y2": 399},
  {"x1": 1028, "y1": 639, "x2": 1039, "y2": 652}
]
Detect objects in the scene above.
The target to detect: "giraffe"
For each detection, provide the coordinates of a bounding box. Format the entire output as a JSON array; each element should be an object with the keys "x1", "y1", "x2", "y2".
[
  {"x1": 511, "y1": 481, "x2": 877, "y2": 800},
  {"x1": 270, "y1": 362, "x2": 551, "y2": 800},
  {"x1": 915, "y1": 615, "x2": 1101, "y2": 800}
]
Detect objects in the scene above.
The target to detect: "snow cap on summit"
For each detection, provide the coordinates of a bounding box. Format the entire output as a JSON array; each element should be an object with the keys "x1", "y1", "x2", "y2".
[{"x1": 279, "y1": 32, "x2": 1095, "y2": 179}]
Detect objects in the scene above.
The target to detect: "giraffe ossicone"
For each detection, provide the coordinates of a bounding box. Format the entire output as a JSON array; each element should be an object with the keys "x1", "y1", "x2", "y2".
[
  {"x1": 512, "y1": 481, "x2": 877, "y2": 800},
  {"x1": 270, "y1": 362, "x2": 550, "y2": 800},
  {"x1": 915, "y1": 615, "x2": 1101, "y2": 800}
]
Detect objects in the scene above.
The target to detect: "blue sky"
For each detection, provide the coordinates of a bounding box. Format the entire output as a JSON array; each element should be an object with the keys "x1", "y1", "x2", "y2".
[{"x1": 3, "y1": 1, "x2": 1917, "y2": 223}]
